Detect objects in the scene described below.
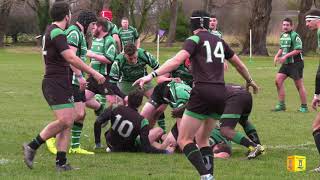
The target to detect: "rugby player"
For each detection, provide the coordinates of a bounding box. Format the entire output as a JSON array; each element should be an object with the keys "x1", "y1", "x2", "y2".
[
  {"x1": 273, "y1": 18, "x2": 307, "y2": 112},
  {"x1": 305, "y1": 8, "x2": 320, "y2": 172},
  {"x1": 133, "y1": 10, "x2": 259, "y2": 180},
  {"x1": 23, "y1": 2, "x2": 105, "y2": 171}
]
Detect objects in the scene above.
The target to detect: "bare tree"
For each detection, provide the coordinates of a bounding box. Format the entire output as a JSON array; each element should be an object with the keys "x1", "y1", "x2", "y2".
[
  {"x1": 0, "y1": 0, "x2": 15, "y2": 47},
  {"x1": 241, "y1": 0, "x2": 272, "y2": 56},
  {"x1": 166, "y1": 0, "x2": 178, "y2": 47}
]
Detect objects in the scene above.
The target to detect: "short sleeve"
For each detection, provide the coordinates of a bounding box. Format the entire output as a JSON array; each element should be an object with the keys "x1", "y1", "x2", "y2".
[
  {"x1": 182, "y1": 35, "x2": 199, "y2": 56},
  {"x1": 293, "y1": 34, "x2": 302, "y2": 50},
  {"x1": 66, "y1": 30, "x2": 80, "y2": 47},
  {"x1": 222, "y1": 40, "x2": 235, "y2": 60},
  {"x1": 50, "y1": 28, "x2": 69, "y2": 54}
]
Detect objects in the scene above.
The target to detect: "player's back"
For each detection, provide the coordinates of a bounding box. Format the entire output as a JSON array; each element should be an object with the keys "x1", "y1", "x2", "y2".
[
  {"x1": 108, "y1": 105, "x2": 143, "y2": 150},
  {"x1": 185, "y1": 31, "x2": 234, "y2": 85}
]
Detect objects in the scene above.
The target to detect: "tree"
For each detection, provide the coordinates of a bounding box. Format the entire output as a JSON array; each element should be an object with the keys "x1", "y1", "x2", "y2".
[
  {"x1": 296, "y1": 0, "x2": 317, "y2": 54},
  {"x1": 166, "y1": 0, "x2": 178, "y2": 46},
  {"x1": 240, "y1": 0, "x2": 272, "y2": 56},
  {"x1": 26, "y1": 0, "x2": 51, "y2": 34},
  {"x1": 0, "y1": 0, "x2": 14, "y2": 47}
]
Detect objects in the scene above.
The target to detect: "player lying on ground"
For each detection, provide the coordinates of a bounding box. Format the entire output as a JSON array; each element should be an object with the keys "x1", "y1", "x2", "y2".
[
  {"x1": 161, "y1": 84, "x2": 263, "y2": 159},
  {"x1": 94, "y1": 90, "x2": 173, "y2": 153}
]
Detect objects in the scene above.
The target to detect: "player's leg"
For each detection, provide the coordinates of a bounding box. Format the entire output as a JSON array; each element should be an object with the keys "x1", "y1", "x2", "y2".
[
  {"x1": 292, "y1": 62, "x2": 308, "y2": 112},
  {"x1": 23, "y1": 108, "x2": 75, "y2": 170},
  {"x1": 311, "y1": 112, "x2": 320, "y2": 172},
  {"x1": 273, "y1": 72, "x2": 288, "y2": 111},
  {"x1": 69, "y1": 101, "x2": 94, "y2": 155},
  {"x1": 177, "y1": 113, "x2": 210, "y2": 177},
  {"x1": 195, "y1": 118, "x2": 215, "y2": 176},
  {"x1": 140, "y1": 102, "x2": 158, "y2": 127},
  {"x1": 239, "y1": 116, "x2": 261, "y2": 145}
]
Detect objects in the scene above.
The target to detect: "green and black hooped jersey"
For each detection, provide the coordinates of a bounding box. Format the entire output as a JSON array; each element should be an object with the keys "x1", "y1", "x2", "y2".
[
  {"x1": 171, "y1": 64, "x2": 193, "y2": 87},
  {"x1": 209, "y1": 30, "x2": 223, "y2": 39},
  {"x1": 118, "y1": 26, "x2": 139, "y2": 48},
  {"x1": 90, "y1": 35, "x2": 117, "y2": 75},
  {"x1": 65, "y1": 24, "x2": 87, "y2": 86},
  {"x1": 151, "y1": 81, "x2": 192, "y2": 109},
  {"x1": 109, "y1": 48, "x2": 159, "y2": 82},
  {"x1": 279, "y1": 31, "x2": 303, "y2": 64}
]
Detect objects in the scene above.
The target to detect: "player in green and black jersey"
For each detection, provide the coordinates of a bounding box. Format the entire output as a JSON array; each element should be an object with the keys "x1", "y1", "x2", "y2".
[
  {"x1": 119, "y1": 17, "x2": 140, "y2": 51},
  {"x1": 273, "y1": 17, "x2": 308, "y2": 112}
]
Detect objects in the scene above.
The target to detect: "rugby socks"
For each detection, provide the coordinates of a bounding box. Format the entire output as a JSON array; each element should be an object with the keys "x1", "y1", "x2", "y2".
[
  {"x1": 313, "y1": 129, "x2": 320, "y2": 154},
  {"x1": 301, "y1": 104, "x2": 307, "y2": 108},
  {"x1": 183, "y1": 143, "x2": 208, "y2": 176},
  {"x1": 71, "y1": 122, "x2": 83, "y2": 149},
  {"x1": 200, "y1": 146, "x2": 214, "y2": 175},
  {"x1": 28, "y1": 134, "x2": 45, "y2": 150},
  {"x1": 157, "y1": 113, "x2": 166, "y2": 133},
  {"x1": 56, "y1": 151, "x2": 67, "y2": 166},
  {"x1": 243, "y1": 123, "x2": 261, "y2": 144},
  {"x1": 232, "y1": 132, "x2": 256, "y2": 148}
]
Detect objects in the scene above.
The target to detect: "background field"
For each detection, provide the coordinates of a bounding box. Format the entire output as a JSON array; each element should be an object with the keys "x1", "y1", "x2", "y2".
[{"x1": 0, "y1": 45, "x2": 320, "y2": 179}]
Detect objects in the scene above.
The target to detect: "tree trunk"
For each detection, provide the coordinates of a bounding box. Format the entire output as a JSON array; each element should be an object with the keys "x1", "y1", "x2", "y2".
[
  {"x1": 0, "y1": 0, "x2": 13, "y2": 47},
  {"x1": 296, "y1": 0, "x2": 317, "y2": 54},
  {"x1": 240, "y1": 0, "x2": 272, "y2": 56},
  {"x1": 202, "y1": 0, "x2": 209, "y2": 11},
  {"x1": 166, "y1": 0, "x2": 178, "y2": 47}
]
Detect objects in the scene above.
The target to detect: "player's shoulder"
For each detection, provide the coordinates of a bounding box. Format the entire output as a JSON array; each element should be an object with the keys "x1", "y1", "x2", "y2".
[
  {"x1": 128, "y1": 26, "x2": 137, "y2": 31},
  {"x1": 50, "y1": 26, "x2": 65, "y2": 40},
  {"x1": 186, "y1": 35, "x2": 200, "y2": 44}
]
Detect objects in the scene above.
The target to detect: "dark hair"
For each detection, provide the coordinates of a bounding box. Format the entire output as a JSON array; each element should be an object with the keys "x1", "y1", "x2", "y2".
[
  {"x1": 305, "y1": 8, "x2": 320, "y2": 17},
  {"x1": 128, "y1": 89, "x2": 144, "y2": 109},
  {"x1": 124, "y1": 43, "x2": 137, "y2": 56},
  {"x1": 77, "y1": 10, "x2": 97, "y2": 34},
  {"x1": 190, "y1": 10, "x2": 210, "y2": 31},
  {"x1": 283, "y1": 17, "x2": 293, "y2": 25},
  {"x1": 121, "y1": 17, "x2": 129, "y2": 21},
  {"x1": 210, "y1": 14, "x2": 216, "y2": 18},
  {"x1": 50, "y1": 1, "x2": 70, "y2": 22},
  {"x1": 96, "y1": 17, "x2": 109, "y2": 32}
]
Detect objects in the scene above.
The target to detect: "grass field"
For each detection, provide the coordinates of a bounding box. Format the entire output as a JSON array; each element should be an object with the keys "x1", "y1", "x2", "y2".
[{"x1": 1, "y1": 45, "x2": 320, "y2": 180}]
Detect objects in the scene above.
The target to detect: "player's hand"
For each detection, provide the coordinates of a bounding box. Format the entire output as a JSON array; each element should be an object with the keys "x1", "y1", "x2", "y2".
[
  {"x1": 273, "y1": 56, "x2": 278, "y2": 67},
  {"x1": 123, "y1": 96, "x2": 128, "y2": 106},
  {"x1": 132, "y1": 74, "x2": 153, "y2": 88},
  {"x1": 92, "y1": 72, "x2": 105, "y2": 84},
  {"x1": 312, "y1": 96, "x2": 320, "y2": 110},
  {"x1": 171, "y1": 77, "x2": 182, "y2": 83},
  {"x1": 166, "y1": 146, "x2": 175, "y2": 154},
  {"x1": 224, "y1": 62, "x2": 229, "y2": 71},
  {"x1": 278, "y1": 56, "x2": 286, "y2": 64},
  {"x1": 78, "y1": 76, "x2": 87, "y2": 91},
  {"x1": 246, "y1": 80, "x2": 259, "y2": 94},
  {"x1": 86, "y1": 50, "x2": 95, "y2": 58}
]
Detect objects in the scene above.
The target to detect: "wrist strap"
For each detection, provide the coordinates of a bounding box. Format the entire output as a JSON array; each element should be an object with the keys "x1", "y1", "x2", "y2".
[{"x1": 151, "y1": 71, "x2": 158, "y2": 78}]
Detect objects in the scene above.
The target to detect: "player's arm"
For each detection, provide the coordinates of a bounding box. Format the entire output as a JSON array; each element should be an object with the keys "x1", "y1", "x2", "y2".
[
  {"x1": 274, "y1": 49, "x2": 283, "y2": 66},
  {"x1": 52, "y1": 32, "x2": 104, "y2": 84},
  {"x1": 139, "y1": 119, "x2": 168, "y2": 154},
  {"x1": 94, "y1": 106, "x2": 112, "y2": 144},
  {"x1": 134, "y1": 28, "x2": 140, "y2": 49},
  {"x1": 86, "y1": 50, "x2": 113, "y2": 64},
  {"x1": 156, "y1": 73, "x2": 173, "y2": 84},
  {"x1": 107, "y1": 60, "x2": 127, "y2": 99}
]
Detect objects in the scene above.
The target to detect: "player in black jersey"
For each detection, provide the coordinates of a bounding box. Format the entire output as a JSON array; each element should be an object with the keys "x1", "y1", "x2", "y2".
[
  {"x1": 23, "y1": 2, "x2": 105, "y2": 171},
  {"x1": 134, "y1": 10, "x2": 258, "y2": 180},
  {"x1": 94, "y1": 90, "x2": 171, "y2": 153}
]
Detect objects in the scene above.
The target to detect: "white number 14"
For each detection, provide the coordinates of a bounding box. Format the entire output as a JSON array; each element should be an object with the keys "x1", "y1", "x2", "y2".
[{"x1": 203, "y1": 41, "x2": 225, "y2": 63}]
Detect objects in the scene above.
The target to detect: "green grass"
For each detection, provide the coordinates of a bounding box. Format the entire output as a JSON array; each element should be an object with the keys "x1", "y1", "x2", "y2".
[{"x1": 0, "y1": 45, "x2": 320, "y2": 179}]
